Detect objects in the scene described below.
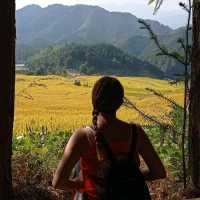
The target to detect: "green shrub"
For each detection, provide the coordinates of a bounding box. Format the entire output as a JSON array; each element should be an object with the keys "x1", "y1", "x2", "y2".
[
  {"x1": 13, "y1": 129, "x2": 71, "y2": 170},
  {"x1": 145, "y1": 106, "x2": 184, "y2": 180}
]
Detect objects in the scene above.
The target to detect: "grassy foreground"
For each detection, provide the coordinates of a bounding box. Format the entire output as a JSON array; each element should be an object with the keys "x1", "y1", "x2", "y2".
[
  {"x1": 13, "y1": 74, "x2": 185, "y2": 199},
  {"x1": 15, "y1": 74, "x2": 183, "y2": 134}
]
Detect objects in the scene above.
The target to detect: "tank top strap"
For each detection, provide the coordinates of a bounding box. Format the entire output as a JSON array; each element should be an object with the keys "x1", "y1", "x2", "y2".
[
  {"x1": 84, "y1": 126, "x2": 96, "y2": 147},
  {"x1": 128, "y1": 123, "x2": 139, "y2": 159}
]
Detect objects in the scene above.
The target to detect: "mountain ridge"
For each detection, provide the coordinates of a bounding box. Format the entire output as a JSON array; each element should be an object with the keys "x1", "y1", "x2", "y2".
[
  {"x1": 16, "y1": 4, "x2": 187, "y2": 77},
  {"x1": 16, "y1": 4, "x2": 173, "y2": 44}
]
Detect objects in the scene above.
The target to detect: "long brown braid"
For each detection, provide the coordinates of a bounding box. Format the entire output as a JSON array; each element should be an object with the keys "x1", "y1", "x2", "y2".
[
  {"x1": 92, "y1": 109, "x2": 104, "y2": 161},
  {"x1": 92, "y1": 78, "x2": 108, "y2": 161},
  {"x1": 91, "y1": 76, "x2": 124, "y2": 161}
]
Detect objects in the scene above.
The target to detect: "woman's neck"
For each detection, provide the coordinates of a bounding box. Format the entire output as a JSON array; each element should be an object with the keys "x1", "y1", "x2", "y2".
[{"x1": 97, "y1": 112, "x2": 117, "y2": 130}]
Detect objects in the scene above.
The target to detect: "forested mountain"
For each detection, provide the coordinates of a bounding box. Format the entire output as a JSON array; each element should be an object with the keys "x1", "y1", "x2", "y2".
[
  {"x1": 16, "y1": 4, "x2": 189, "y2": 77},
  {"x1": 117, "y1": 27, "x2": 189, "y2": 77},
  {"x1": 26, "y1": 43, "x2": 164, "y2": 78},
  {"x1": 16, "y1": 38, "x2": 52, "y2": 64},
  {"x1": 16, "y1": 4, "x2": 172, "y2": 45}
]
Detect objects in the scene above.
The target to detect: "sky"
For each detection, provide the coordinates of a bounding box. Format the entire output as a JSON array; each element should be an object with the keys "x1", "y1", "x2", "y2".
[{"x1": 16, "y1": 0, "x2": 188, "y2": 28}]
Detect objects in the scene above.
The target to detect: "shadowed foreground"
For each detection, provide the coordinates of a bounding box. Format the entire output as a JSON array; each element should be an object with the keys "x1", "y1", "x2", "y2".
[{"x1": 13, "y1": 154, "x2": 184, "y2": 200}]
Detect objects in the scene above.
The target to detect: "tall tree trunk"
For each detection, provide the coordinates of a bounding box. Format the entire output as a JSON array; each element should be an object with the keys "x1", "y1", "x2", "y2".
[
  {"x1": 0, "y1": 0, "x2": 16, "y2": 199},
  {"x1": 189, "y1": 0, "x2": 200, "y2": 193}
]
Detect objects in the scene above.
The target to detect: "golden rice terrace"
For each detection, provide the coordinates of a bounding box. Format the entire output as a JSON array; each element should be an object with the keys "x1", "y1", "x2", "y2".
[{"x1": 14, "y1": 74, "x2": 183, "y2": 134}]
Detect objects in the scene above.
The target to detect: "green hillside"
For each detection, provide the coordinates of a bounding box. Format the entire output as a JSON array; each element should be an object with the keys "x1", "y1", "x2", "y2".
[
  {"x1": 26, "y1": 43, "x2": 164, "y2": 78},
  {"x1": 117, "y1": 27, "x2": 190, "y2": 77}
]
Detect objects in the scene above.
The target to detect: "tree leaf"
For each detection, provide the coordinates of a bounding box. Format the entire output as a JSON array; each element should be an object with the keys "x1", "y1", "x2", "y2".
[{"x1": 148, "y1": 0, "x2": 155, "y2": 5}]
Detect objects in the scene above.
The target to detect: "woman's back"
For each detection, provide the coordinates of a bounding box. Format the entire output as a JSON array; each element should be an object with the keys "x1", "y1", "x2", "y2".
[
  {"x1": 52, "y1": 76, "x2": 166, "y2": 200},
  {"x1": 79, "y1": 119, "x2": 141, "y2": 200},
  {"x1": 86, "y1": 116, "x2": 135, "y2": 146}
]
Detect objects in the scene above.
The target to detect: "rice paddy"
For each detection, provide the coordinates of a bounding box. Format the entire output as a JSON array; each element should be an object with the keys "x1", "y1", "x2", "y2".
[{"x1": 14, "y1": 74, "x2": 183, "y2": 134}]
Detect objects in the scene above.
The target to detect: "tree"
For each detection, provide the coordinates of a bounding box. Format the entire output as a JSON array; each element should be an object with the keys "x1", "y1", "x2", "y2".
[
  {"x1": 149, "y1": 0, "x2": 200, "y2": 195},
  {"x1": 139, "y1": 0, "x2": 192, "y2": 186},
  {"x1": 0, "y1": 0, "x2": 16, "y2": 199},
  {"x1": 189, "y1": 0, "x2": 200, "y2": 193}
]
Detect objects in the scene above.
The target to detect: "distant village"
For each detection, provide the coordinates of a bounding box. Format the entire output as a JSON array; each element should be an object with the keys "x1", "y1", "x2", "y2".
[{"x1": 16, "y1": 64, "x2": 27, "y2": 73}]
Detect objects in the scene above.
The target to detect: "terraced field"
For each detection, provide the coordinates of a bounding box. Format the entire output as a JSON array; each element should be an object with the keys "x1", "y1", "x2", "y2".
[{"x1": 14, "y1": 74, "x2": 183, "y2": 134}]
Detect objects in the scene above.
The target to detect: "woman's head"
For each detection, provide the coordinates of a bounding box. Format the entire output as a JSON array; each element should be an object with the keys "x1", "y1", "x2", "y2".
[{"x1": 92, "y1": 76, "x2": 124, "y2": 115}]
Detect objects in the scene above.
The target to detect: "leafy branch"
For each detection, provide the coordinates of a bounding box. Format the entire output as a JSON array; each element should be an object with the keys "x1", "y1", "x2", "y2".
[
  {"x1": 145, "y1": 88, "x2": 183, "y2": 110},
  {"x1": 123, "y1": 97, "x2": 179, "y2": 139},
  {"x1": 138, "y1": 19, "x2": 186, "y2": 66},
  {"x1": 148, "y1": 0, "x2": 164, "y2": 14},
  {"x1": 138, "y1": 0, "x2": 192, "y2": 188}
]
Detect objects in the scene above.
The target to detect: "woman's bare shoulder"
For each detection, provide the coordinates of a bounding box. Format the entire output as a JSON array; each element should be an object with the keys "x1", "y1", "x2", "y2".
[
  {"x1": 70, "y1": 127, "x2": 91, "y2": 141},
  {"x1": 70, "y1": 126, "x2": 95, "y2": 147}
]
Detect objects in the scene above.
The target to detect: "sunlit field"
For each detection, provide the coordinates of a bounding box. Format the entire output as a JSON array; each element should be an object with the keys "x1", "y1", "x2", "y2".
[{"x1": 14, "y1": 74, "x2": 183, "y2": 134}]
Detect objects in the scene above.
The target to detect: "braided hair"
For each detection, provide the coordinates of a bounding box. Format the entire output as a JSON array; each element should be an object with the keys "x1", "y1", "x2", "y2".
[{"x1": 91, "y1": 76, "x2": 124, "y2": 160}]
